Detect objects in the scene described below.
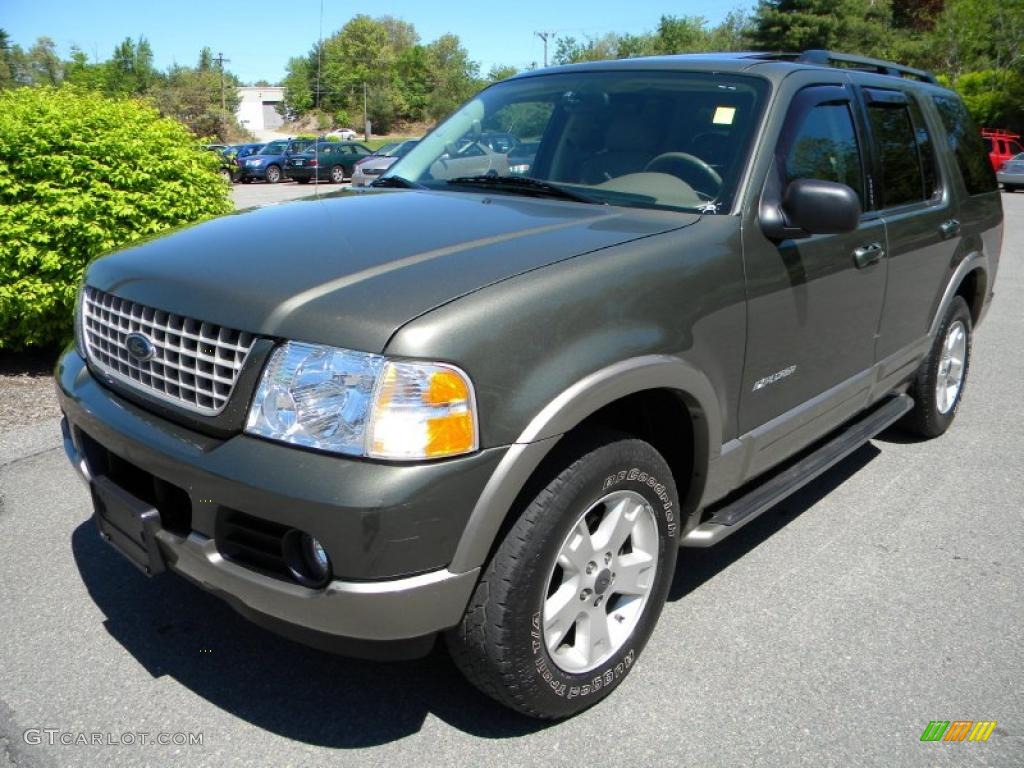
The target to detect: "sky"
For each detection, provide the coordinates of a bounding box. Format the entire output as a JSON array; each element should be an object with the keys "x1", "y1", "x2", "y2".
[{"x1": 3, "y1": 0, "x2": 740, "y2": 83}]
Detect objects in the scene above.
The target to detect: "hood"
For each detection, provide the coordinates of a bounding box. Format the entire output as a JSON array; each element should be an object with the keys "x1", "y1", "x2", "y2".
[{"x1": 87, "y1": 189, "x2": 698, "y2": 352}]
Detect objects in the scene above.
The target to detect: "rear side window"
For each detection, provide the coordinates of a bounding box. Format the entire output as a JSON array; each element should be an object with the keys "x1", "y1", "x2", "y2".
[
  {"x1": 785, "y1": 103, "x2": 865, "y2": 206},
  {"x1": 865, "y1": 94, "x2": 939, "y2": 207},
  {"x1": 932, "y1": 96, "x2": 997, "y2": 195}
]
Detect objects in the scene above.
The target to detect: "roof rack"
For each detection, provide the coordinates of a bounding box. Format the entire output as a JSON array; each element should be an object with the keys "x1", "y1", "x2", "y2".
[{"x1": 748, "y1": 49, "x2": 939, "y2": 85}]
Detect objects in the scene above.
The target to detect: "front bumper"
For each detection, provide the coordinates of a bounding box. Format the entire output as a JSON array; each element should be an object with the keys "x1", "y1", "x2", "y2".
[
  {"x1": 57, "y1": 349, "x2": 504, "y2": 655},
  {"x1": 243, "y1": 164, "x2": 270, "y2": 179}
]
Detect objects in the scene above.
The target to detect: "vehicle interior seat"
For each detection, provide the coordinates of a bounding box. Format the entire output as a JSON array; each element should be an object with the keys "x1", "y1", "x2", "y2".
[{"x1": 579, "y1": 112, "x2": 662, "y2": 184}]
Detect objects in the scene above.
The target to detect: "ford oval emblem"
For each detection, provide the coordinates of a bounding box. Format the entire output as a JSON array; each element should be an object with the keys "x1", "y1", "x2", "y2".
[{"x1": 125, "y1": 332, "x2": 155, "y2": 362}]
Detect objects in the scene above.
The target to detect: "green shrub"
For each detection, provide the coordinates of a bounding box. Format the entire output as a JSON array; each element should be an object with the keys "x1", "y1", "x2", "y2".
[{"x1": 0, "y1": 86, "x2": 232, "y2": 350}]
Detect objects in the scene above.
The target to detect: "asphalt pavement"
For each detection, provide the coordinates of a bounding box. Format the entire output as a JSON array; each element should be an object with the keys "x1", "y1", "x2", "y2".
[
  {"x1": 1, "y1": 193, "x2": 1022, "y2": 768},
  {"x1": 230, "y1": 179, "x2": 350, "y2": 210}
]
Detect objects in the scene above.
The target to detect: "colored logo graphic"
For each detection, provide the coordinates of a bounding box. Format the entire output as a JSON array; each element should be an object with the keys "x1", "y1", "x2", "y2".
[{"x1": 920, "y1": 721, "x2": 997, "y2": 742}]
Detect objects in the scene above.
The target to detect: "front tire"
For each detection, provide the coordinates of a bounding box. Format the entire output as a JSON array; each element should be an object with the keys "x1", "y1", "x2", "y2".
[
  {"x1": 904, "y1": 296, "x2": 972, "y2": 438},
  {"x1": 447, "y1": 431, "x2": 679, "y2": 719},
  {"x1": 329, "y1": 165, "x2": 345, "y2": 183}
]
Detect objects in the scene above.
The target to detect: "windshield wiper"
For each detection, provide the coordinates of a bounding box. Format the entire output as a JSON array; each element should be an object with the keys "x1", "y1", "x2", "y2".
[
  {"x1": 446, "y1": 175, "x2": 600, "y2": 204},
  {"x1": 370, "y1": 175, "x2": 421, "y2": 189}
]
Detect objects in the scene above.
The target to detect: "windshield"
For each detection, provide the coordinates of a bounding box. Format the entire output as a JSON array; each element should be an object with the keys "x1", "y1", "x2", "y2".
[
  {"x1": 261, "y1": 141, "x2": 288, "y2": 155},
  {"x1": 385, "y1": 70, "x2": 768, "y2": 213}
]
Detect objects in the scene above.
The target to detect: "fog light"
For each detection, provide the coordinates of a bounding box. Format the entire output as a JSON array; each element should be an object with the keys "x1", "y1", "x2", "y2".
[
  {"x1": 283, "y1": 530, "x2": 332, "y2": 588},
  {"x1": 306, "y1": 535, "x2": 330, "y2": 577}
]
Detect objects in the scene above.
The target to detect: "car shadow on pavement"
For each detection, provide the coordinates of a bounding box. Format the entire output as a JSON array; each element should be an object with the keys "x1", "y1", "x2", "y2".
[
  {"x1": 70, "y1": 524, "x2": 551, "y2": 747},
  {"x1": 668, "y1": 443, "x2": 881, "y2": 601}
]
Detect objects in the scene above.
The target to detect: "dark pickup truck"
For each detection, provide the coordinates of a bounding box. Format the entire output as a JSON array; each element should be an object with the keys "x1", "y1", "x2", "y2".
[{"x1": 59, "y1": 50, "x2": 1001, "y2": 719}]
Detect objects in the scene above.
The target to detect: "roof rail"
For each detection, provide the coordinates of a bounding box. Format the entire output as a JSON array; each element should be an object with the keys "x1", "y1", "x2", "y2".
[{"x1": 748, "y1": 49, "x2": 939, "y2": 85}]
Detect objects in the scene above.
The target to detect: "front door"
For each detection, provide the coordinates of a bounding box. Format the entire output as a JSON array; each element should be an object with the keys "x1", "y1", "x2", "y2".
[{"x1": 740, "y1": 85, "x2": 887, "y2": 435}]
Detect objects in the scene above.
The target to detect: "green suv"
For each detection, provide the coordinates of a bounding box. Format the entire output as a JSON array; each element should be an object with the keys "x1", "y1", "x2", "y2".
[{"x1": 58, "y1": 50, "x2": 1002, "y2": 719}]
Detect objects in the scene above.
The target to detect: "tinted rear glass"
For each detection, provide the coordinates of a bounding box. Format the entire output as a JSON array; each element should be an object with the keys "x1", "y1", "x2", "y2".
[{"x1": 932, "y1": 96, "x2": 997, "y2": 195}]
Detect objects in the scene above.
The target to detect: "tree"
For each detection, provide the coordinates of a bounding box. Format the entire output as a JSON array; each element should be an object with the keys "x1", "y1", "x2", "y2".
[
  {"x1": 0, "y1": 86, "x2": 230, "y2": 349},
  {"x1": 750, "y1": 0, "x2": 892, "y2": 53},
  {"x1": 954, "y1": 68, "x2": 1024, "y2": 131},
  {"x1": 487, "y1": 64, "x2": 519, "y2": 83},
  {"x1": 105, "y1": 36, "x2": 157, "y2": 96},
  {"x1": 656, "y1": 15, "x2": 712, "y2": 53},
  {"x1": 553, "y1": 34, "x2": 620, "y2": 64},
  {"x1": 154, "y1": 50, "x2": 239, "y2": 140},
  {"x1": 424, "y1": 34, "x2": 478, "y2": 121},
  {"x1": 22, "y1": 37, "x2": 63, "y2": 86},
  {"x1": 0, "y1": 29, "x2": 17, "y2": 89}
]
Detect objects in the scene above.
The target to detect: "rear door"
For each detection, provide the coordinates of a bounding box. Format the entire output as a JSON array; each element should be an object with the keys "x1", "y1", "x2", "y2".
[
  {"x1": 861, "y1": 87, "x2": 961, "y2": 360},
  {"x1": 741, "y1": 85, "x2": 887, "y2": 435}
]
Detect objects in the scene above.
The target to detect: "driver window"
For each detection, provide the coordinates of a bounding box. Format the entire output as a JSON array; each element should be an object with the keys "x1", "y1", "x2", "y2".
[{"x1": 784, "y1": 103, "x2": 865, "y2": 206}]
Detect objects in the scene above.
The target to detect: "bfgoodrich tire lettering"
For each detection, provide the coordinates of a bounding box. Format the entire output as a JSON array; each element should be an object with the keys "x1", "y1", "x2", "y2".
[
  {"x1": 904, "y1": 295, "x2": 972, "y2": 438},
  {"x1": 446, "y1": 431, "x2": 678, "y2": 719}
]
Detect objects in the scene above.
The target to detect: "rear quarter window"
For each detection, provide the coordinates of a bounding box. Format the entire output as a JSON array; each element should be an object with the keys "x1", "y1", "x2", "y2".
[{"x1": 932, "y1": 95, "x2": 997, "y2": 195}]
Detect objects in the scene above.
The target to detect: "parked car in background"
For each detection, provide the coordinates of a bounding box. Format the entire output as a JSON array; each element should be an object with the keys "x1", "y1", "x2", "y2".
[
  {"x1": 507, "y1": 141, "x2": 539, "y2": 176},
  {"x1": 996, "y1": 152, "x2": 1024, "y2": 191},
  {"x1": 351, "y1": 139, "x2": 419, "y2": 187},
  {"x1": 328, "y1": 128, "x2": 358, "y2": 140},
  {"x1": 284, "y1": 141, "x2": 373, "y2": 183},
  {"x1": 231, "y1": 143, "x2": 265, "y2": 182},
  {"x1": 204, "y1": 145, "x2": 240, "y2": 183},
  {"x1": 425, "y1": 138, "x2": 510, "y2": 180},
  {"x1": 981, "y1": 128, "x2": 1023, "y2": 172},
  {"x1": 478, "y1": 131, "x2": 519, "y2": 153},
  {"x1": 242, "y1": 138, "x2": 317, "y2": 183}
]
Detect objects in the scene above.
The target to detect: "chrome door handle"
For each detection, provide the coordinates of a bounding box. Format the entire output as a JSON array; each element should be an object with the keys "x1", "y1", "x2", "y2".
[
  {"x1": 853, "y1": 242, "x2": 885, "y2": 269},
  {"x1": 939, "y1": 218, "x2": 961, "y2": 239}
]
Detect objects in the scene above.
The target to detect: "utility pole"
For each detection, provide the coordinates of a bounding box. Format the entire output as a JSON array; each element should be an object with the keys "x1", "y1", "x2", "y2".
[
  {"x1": 214, "y1": 52, "x2": 230, "y2": 110},
  {"x1": 534, "y1": 31, "x2": 556, "y2": 67}
]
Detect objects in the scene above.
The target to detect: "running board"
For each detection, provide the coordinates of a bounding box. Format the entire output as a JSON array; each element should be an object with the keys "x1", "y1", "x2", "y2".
[{"x1": 680, "y1": 394, "x2": 913, "y2": 548}]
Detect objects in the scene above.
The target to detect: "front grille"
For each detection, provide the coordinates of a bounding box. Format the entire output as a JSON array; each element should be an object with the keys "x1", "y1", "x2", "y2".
[
  {"x1": 362, "y1": 167, "x2": 385, "y2": 176},
  {"x1": 82, "y1": 286, "x2": 255, "y2": 416}
]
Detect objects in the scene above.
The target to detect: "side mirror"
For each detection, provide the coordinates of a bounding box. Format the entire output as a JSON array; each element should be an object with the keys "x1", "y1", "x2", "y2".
[{"x1": 761, "y1": 178, "x2": 861, "y2": 240}]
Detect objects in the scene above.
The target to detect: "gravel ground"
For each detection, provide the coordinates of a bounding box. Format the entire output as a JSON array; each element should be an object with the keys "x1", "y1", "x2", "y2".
[{"x1": 0, "y1": 351, "x2": 61, "y2": 429}]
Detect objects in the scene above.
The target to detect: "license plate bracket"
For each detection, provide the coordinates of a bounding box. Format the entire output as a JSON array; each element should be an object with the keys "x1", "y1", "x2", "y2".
[{"x1": 91, "y1": 475, "x2": 166, "y2": 577}]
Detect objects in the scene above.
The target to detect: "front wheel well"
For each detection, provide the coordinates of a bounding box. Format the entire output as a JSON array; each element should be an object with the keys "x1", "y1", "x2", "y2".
[{"x1": 573, "y1": 389, "x2": 696, "y2": 505}]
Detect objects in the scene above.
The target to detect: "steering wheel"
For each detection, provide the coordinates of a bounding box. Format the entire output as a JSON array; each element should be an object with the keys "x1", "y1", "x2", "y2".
[{"x1": 644, "y1": 152, "x2": 722, "y2": 200}]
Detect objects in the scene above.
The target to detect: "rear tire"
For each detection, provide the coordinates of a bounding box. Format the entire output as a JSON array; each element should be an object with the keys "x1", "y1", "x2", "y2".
[
  {"x1": 904, "y1": 296, "x2": 972, "y2": 438},
  {"x1": 446, "y1": 431, "x2": 679, "y2": 719},
  {"x1": 265, "y1": 165, "x2": 281, "y2": 184},
  {"x1": 329, "y1": 165, "x2": 345, "y2": 183}
]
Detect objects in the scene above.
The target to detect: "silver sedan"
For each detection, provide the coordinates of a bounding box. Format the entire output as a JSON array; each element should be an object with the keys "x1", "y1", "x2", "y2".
[
  {"x1": 997, "y1": 152, "x2": 1024, "y2": 192},
  {"x1": 351, "y1": 140, "x2": 419, "y2": 187}
]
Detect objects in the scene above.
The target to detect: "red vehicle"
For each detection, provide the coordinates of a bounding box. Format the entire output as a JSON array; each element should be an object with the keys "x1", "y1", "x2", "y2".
[{"x1": 981, "y1": 128, "x2": 1023, "y2": 171}]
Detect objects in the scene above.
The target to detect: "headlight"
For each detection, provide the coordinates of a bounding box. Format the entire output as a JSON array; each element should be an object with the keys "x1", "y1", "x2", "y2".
[{"x1": 245, "y1": 342, "x2": 477, "y2": 460}]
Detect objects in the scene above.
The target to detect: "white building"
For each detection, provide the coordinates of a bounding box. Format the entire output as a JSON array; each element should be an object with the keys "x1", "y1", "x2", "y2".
[{"x1": 235, "y1": 86, "x2": 285, "y2": 135}]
